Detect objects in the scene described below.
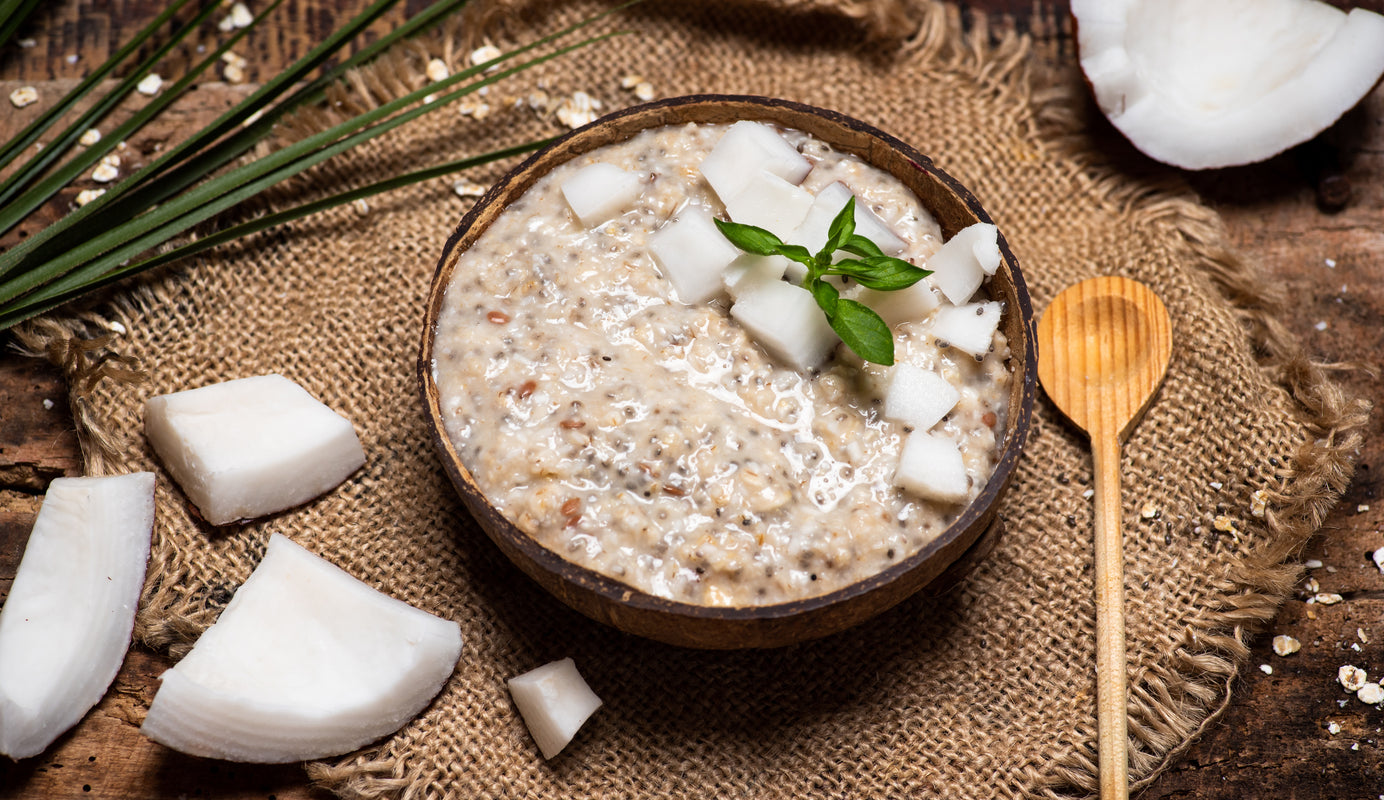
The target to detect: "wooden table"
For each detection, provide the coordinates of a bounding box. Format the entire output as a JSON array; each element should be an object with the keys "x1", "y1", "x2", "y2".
[{"x1": 2, "y1": 2, "x2": 1382, "y2": 798}]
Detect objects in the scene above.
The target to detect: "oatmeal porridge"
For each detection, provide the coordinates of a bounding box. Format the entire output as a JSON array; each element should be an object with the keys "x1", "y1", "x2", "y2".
[{"x1": 430, "y1": 121, "x2": 1011, "y2": 607}]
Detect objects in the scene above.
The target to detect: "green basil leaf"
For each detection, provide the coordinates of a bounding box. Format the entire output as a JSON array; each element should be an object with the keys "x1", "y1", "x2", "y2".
[
  {"x1": 778, "y1": 243, "x2": 816, "y2": 269},
  {"x1": 820, "y1": 195, "x2": 856, "y2": 260},
  {"x1": 830, "y1": 298, "x2": 894, "y2": 365},
  {"x1": 714, "y1": 217, "x2": 784, "y2": 256},
  {"x1": 839, "y1": 233, "x2": 884, "y2": 259},
  {"x1": 808, "y1": 278, "x2": 840, "y2": 317},
  {"x1": 829, "y1": 255, "x2": 930, "y2": 291}
]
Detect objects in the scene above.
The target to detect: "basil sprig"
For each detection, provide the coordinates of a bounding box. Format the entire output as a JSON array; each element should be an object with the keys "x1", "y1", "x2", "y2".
[{"x1": 714, "y1": 196, "x2": 931, "y2": 365}]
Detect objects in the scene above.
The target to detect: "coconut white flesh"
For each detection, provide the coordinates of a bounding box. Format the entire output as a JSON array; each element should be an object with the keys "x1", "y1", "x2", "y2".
[
  {"x1": 649, "y1": 207, "x2": 742, "y2": 304},
  {"x1": 730, "y1": 280, "x2": 840, "y2": 371},
  {"x1": 930, "y1": 301, "x2": 1003, "y2": 359},
  {"x1": 699, "y1": 120, "x2": 811, "y2": 204},
  {"x1": 139, "y1": 534, "x2": 463, "y2": 763},
  {"x1": 848, "y1": 280, "x2": 941, "y2": 328},
  {"x1": 723, "y1": 253, "x2": 789, "y2": 300},
  {"x1": 0, "y1": 473, "x2": 155, "y2": 760},
  {"x1": 144, "y1": 374, "x2": 366, "y2": 525},
  {"x1": 507, "y1": 658, "x2": 602, "y2": 760},
  {"x1": 895, "y1": 432, "x2": 969, "y2": 504},
  {"x1": 1073, "y1": 0, "x2": 1384, "y2": 170},
  {"x1": 884, "y1": 362, "x2": 960, "y2": 432},
  {"x1": 560, "y1": 162, "x2": 646, "y2": 227},
  {"x1": 723, "y1": 171, "x2": 815, "y2": 240},
  {"x1": 928, "y1": 223, "x2": 998, "y2": 306},
  {"x1": 790, "y1": 181, "x2": 907, "y2": 257}
]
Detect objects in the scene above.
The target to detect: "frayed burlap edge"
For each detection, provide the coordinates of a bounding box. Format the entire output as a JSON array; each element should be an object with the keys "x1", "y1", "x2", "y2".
[{"x1": 7, "y1": 2, "x2": 1369, "y2": 798}]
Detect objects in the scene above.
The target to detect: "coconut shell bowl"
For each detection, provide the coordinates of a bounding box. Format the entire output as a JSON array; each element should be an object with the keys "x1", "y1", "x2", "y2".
[{"x1": 419, "y1": 95, "x2": 1037, "y2": 649}]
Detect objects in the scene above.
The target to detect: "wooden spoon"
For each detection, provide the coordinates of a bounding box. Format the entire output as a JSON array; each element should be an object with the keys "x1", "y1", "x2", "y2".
[{"x1": 1036, "y1": 276, "x2": 1173, "y2": 800}]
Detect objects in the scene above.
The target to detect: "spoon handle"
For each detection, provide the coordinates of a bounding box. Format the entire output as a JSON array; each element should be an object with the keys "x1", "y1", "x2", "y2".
[{"x1": 1092, "y1": 428, "x2": 1129, "y2": 800}]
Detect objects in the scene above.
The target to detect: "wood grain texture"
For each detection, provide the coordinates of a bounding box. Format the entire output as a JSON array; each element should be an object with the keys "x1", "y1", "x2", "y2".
[{"x1": 1, "y1": 2, "x2": 1383, "y2": 799}]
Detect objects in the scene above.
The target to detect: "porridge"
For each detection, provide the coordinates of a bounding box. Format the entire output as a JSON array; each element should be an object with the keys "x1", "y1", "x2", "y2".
[{"x1": 431, "y1": 120, "x2": 1011, "y2": 607}]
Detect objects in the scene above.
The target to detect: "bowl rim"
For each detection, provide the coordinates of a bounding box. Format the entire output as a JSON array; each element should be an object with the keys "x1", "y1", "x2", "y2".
[{"x1": 419, "y1": 93, "x2": 1037, "y2": 636}]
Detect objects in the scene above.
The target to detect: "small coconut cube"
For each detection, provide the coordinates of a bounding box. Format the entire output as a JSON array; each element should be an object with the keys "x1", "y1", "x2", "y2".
[
  {"x1": 560, "y1": 162, "x2": 645, "y2": 227},
  {"x1": 649, "y1": 208, "x2": 741, "y2": 304},
  {"x1": 895, "y1": 432, "x2": 969, "y2": 504},
  {"x1": 724, "y1": 171, "x2": 814, "y2": 239},
  {"x1": 931, "y1": 301, "x2": 1003, "y2": 359},
  {"x1": 929, "y1": 223, "x2": 1000, "y2": 304},
  {"x1": 884, "y1": 363, "x2": 960, "y2": 432},
  {"x1": 790, "y1": 181, "x2": 907, "y2": 256},
  {"x1": 699, "y1": 120, "x2": 811, "y2": 204},
  {"x1": 731, "y1": 280, "x2": 840, "y2": 370},
  {"x1": 144, "y1": 374, "x2": 366, "y2": 525},
  {"x1": 849, "y1": 279, "x2": 941, "y2": 327},
  {"x1": 723, "y1": 253, "x2": 789, "y2": 300},
  {"x1": 508, "y1": 658, "x2": 603, "y2": 760}
]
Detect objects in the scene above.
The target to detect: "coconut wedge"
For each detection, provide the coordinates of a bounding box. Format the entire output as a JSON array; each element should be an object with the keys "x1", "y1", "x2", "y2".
[
  {"x1": 1073, "y1": 0, "x2": 1384, "y2": 169},
  {"x1": 139, "y1": 534, "x2": 462, "y2": 763},
  {"x1": 0, "y1": 473, "x2": 156, "y2": 760},
  {"x1": 507, "y1": 658, "x2": 602, "y2": 759},
  {"x1": 144, "y1": 374, "x2": 366, "y2": 525}
]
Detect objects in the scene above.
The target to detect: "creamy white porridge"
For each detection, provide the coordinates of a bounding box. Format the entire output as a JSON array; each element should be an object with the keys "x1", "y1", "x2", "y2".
[{"x1": 431, "y1": 121, "x2": 1010, "y2": 607}]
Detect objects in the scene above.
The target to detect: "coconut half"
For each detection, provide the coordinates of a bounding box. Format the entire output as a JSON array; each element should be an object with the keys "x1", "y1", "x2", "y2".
[
  {"x1": 139, "y1": 533, "x2": 463, "y2": 763},
  {"x1": 1073, "y1": 0, "x2": 1384, "y2": 169}
]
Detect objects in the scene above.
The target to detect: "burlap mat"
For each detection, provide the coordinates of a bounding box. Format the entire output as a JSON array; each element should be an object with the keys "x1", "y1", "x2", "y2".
[{"x1": 15, "y1": 1, "x2": 1368, "y2": 797}]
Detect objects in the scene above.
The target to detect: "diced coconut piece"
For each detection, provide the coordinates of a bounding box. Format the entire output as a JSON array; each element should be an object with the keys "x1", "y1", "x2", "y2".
[
  {"x1": 144, "y1": 375, "x2": 366, "y2": 525},
  {"x1": 648, "y1": 208, "x2": 740, "y2": 304},
  {"x1": 848, "y1": 280, "x2": 941, "y2": 327},
  {"x1": 929, "y1": 223, "x2": 1000, "y2": 305},
  {"x1": 0, "y1": 473, "x2": 155, "y2": 760},
  {"x1": 723, "y1": 253, "x2": 789, "y2": 300},
  {"x1": 730, "y1": 280, "x2": 839, "y2": 370},
  {"x1": 139, "y1": 534, "x2": 463, "y2": 763},
  {"x1": 507, "y1": 658, "x2": 603, "y2": 759},
  {"x1": 931, "y1": 301, "x2": 1003, "y2": 359},
  {"x1": 699, "y1": 120, "x2": 811, "y2": 204},
  {"x1": 723, "y1": 171, "x2": 814, "y2": 239},
  {"x1": 884, "y1": 363, "x2": 960, "y2": 432},
  {"x1": 560, "y1": 162, "x2": 645, "y2": 227},
  {"x1": 790, "y1": 181, "x2": 907, "y2": 256},
  {"x1": 895, "y1": 432, "x2": 969, "y2": 504}
]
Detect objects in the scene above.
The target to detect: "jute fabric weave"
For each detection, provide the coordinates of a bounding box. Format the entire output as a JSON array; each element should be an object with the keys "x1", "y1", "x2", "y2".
[{"x1": 21, "y1": 1, "x2": 1365, "y2": 798}]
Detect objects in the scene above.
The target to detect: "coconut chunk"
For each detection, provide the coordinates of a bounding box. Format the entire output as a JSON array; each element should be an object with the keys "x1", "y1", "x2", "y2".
[
  {"x1": 699, "y1": 120, "x2": 811, "y2": 204},
  {"x1": 560, "y1": 162, "x2": 646, "y2": 227},
  {"x1": 723, "y1": 253, "x2": 789, "y2": 300},
  {"x1": 931, "y1": 301, "x2": 1003, "y2": 358},
  {"x1": 1072, "y1": 0, "x2": 1384, "y2": 169},
  {"x1": 507, "y1": 658, "x2": 603, "y2": 759},
  {"x1": 139, "y1": 534, "x2": 463, "y2": 763},
  {"x1": 0, "y1": 473, "x2": 155, "y2": 760},
  {"x1": 848, "y1": 280, "x2": 941, "y2": 327},
  {"x1": 730, "y1": 280, "x2": 840, "y2": 370},
  {"x1": 649, "y1": 208, "x2": 741, "y2": 304},
  {"x1": 884, "y1": 363, "x2": 960, "y2": 432},
  {"x1": 723, "y1": 171, "x2": 814, "y2": 239},
  {"x1": 790, "y1": 181, "x2": 907, "y2": 256},
  {"x1": 895, "y1": 432, "x2": 969, "y2": 503},
  {"x1": 929, "y1": 223, "x2": 999, "y2": 305},
  {"x1": 144, "y1": 374, "x2": 366, "y2": 525}
]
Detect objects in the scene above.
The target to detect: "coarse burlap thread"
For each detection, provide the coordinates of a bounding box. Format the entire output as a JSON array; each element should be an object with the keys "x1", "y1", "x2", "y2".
[{"x1": 16, "y1": 1, "x2": 1367, "y2": 798}]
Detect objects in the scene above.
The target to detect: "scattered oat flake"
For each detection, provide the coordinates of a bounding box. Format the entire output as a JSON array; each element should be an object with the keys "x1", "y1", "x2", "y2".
[
  {"x1": 1325, "y1": 257, "x2": 1337, "y2": 268},
  {"x1": 353, "y1": 198, "x2": 369, "y2": 215},
  {"x1": 1359, "y1": 628, "x2": 1370, "y2": 644},
  {"x1": 1305, "y1": 558, "x2": 1323, "y2": 569},
  {"x1": 1212, "y1": 515, "x2": 1239, "y2": 536},
  {"x1": 1314, "y1": 321, "x2": 1328, "y2": 331},
  {"x1": 1358, "y1": 683, "x2": 1384, "y2": 705},
  {"x1": 242, "y1": 108, "x2": 265, "y2": 127},
  {"x1": 1305, "y1": 577, "x2": 1321, "y2": 593},
  {"x1": 79, "y1": 128, "x2": 102, "y2": 146},
  {"x1": 17, "y1": 37, "x2": 36, "y2": 48},
  {"x1": 634, "y1": 82, "x2": 655, "y2": 102},
  {"x1": 10, "y1": 86, "x2": 38, "y2": 107},
  {"x1": 222, "y1": 51, "x2": 248, "y2": 69},
  {"x1": 471, "y1": 45, "x2": 501, "y2": 66},
  {"x1": 91, "y1": 162, "x2": 120, "y2": 183},
  {"x1": 1373, "y1": 548, "x2": 1384, "y2": 574},
  {"x1": 453, "y1": 180, "x2": 487, "y2": 198},
  {"x1": 75, "y1": 188, "x2": 106, "y2": 206},
  {"x1": 620, "y1": 74, "x2": 644, "y2": 89},
  {"x1": 1210, "y1": 481, "x2": 1223, "y2": 490},
  {"x1": 42, "y1": 398, "x2": 55, "y2": 410},
  {"x1": 137, "y1": 74, "x2": 163, "y2": 96},
  {"x1": 1328, "y1": 721, "x2": 1342, "y2": 735},
  {"x1": 426, "y1": 58, "x2": 449, "y2": 82},
  {"x1": 1259, "y1": 664, "x2": 1273, "y2": 675},
  {"x1": 224, "y1": 63, "x2": 246, "y2": 84},
  {"x1": 1314, "y1": 592, "x2": 1343, "y2": 605},
  {"x1": 108, "y1": 320, "x2": 126, "y2": 334},
  {"x1": 66, "y1": 54, "x2": 79, "y2": 65},
  {"x1": 1140, "y1": 502, "x2": 1159, "y2": 519},
  {"x1": 1272, "y1": 635, "x2": 1301, "y2": 656},
  {"x1": 1358, "y1": 504, "x2": 1370, "y2": 513},
  {"x1": 231, "y1": 2, "x2": 253, "y2": 27},
  {"x1": 1082, "y1": 489, "x2": 1095, "y2": 500},
  {"x1": 1340, "y1": 665, "x2": 1368, "y2": 692},
  {"x1": 1250, "y1": 489, "x2": 1268, "y2": 518},
  {"x1": 1351, "y1": 642, "x2": 1362, "y2": 652}
]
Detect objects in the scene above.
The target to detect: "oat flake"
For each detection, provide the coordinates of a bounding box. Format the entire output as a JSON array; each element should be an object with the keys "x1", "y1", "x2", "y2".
[
  {"x1": 1314, "y1": 592, "x2": 1344, "y2": 605},
  {"x1": 453, "y1": 180, "x2": 487, "y2": 198},
  {"x1": 75, "y1": 188, "x2": 106, "y2": 206},
  {"x1": 1328, "y1": 721, "x2": 1342, "y2": 735},
  {"x1": 79, "y1": 128, "x2": 102, "y2": 146},
  {"x1": 1139, "y1": 502, "x2": 1159, "y2": 519},
  {"x1": 426, "y1": 58, "x2": 450, "y2": 82},
  {"x1": 471, "y1": 45, "x2": 501, "y2": 66},
  {"x1": 91, "y1": 162, "x2": 120, "y2": 183},
  {"x1": 1358, "y1": 683, "x2": 1384, "y2": 705},
  {"x1": 1250, "y1": 489, "x2": 1268, "y2": 518},
  {"x1": 1340, "y1": 665, "x2": 1368, "y2": 693},
  {"x1": 1259, "y1": 664, "x2": 1273, "y2": 675},
  {"x1": 137, "y1": 74, "x2": 163, "y2": 96},
  {"x1": 1272, "y1": 635, "x2": 1301, "y2": 656},
  {"x1": 10, "y1": 86, "x2": 38, "y2": 107}
]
